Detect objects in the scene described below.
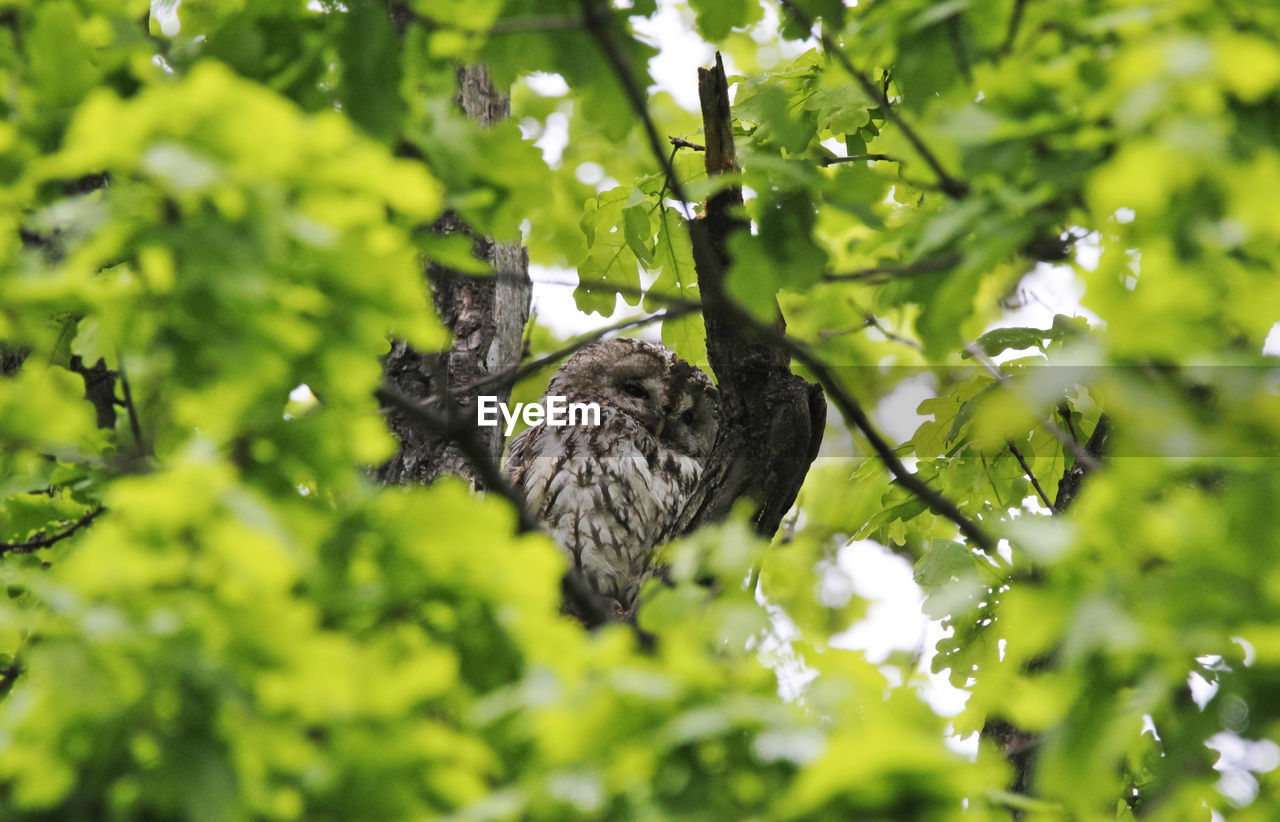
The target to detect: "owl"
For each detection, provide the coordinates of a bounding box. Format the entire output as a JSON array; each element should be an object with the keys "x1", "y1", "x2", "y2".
[{"x1": 503, "y1": 338, "x2": 719, "y2": 621}]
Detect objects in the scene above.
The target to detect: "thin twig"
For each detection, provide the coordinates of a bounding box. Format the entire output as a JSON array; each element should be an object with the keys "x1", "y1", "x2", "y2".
[
  {"x1": 454, "y1": 304, "x2": 695, "y2": 397},
  {"x1": 1001, "y1": 0, "x2": 1028, "y2": 54},
  {"x1": 824, "y1": 253, "x2": 962, "y2": 282},
  {"x1": 946, "y1": 16, "x2": 972, "y2": 82},
  {"x1": 117, "y1": 352, "x2": 146, "y2": 456},
  {"x1": 861, "y1": 313, "x2": 923, "y2": 350},
  {"x1": 579, "y1": 0, "x2": 692, "y2": 206},
  {"x1": 777, "y1": 0, "x2": 970, "y2": 199},
  {"x1": 1058, "y1": 402, "x2": 1079, "y2": 444},
  {"x1": 1007, "y1": 441, "x2": 1052, "y2": 509},
  {"x1": 669, "y1": 136, "x2": 705, "y2": 151},
  {"x1": 654, "y1": 145, "x2": 692, "y2": 282},
  {"x1": 965, "y1": 343, "x2": 1100, "y2": 472},
  {"x1": 0, "y1": 506, "x2": 106, "y2": 556},
  {"x1": 783, "y1": 330, "x2": 998, "y2": 555},
  {"x1": 821, "y1": 153, "x2": 900, "y2": 165}
]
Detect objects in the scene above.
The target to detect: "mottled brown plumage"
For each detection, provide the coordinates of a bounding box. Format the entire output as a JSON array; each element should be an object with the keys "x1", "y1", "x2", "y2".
[{"x1": 503, "y1": 339, "x2": 719, "y2": 618}]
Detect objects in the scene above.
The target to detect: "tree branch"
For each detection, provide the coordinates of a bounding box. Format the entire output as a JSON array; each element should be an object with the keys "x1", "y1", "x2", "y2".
[
  {"x1": 821, "y1": 153, "x2": 900, "y2": 166},
  {"x1": 1052, "y1": 414, "x2": 1110, "y2": 513},
  {"x1": 68, "y1": 355, "x2": 118, "y2": 430},
  {"x1": 0, "y1": 506, "x2": 105, "y2": 557},
  {"x1": 768, "y1": 324, "x2": 998, "y2": 554},
  {"x1": 454, "y1": 303, "x2": 695, "y2": 397},
  {"x1": 777, "y1": 0, "x2": 970, "y2": 199},
  {"x1": 965, "y1": 344, "x2": 1100, "y2": 472},
  {"x1": 1001, "y1": 0, "x2": 1029, "y2": 54},
  {"x1": 1007, "y1": 441, "x2": 1052, "y2": 510},
  {"x1": 824, "y1": 253, "x2": 962, "y2": 282},
  {"x1": 578, "y1": 0, "x2": 692, "y2": 206},
  {"x1": 117, "y1": 354, "x2": 147, "y2": 457},
  {"x1": 669, "y1": 136, "x2": 705, "y2": 152}
]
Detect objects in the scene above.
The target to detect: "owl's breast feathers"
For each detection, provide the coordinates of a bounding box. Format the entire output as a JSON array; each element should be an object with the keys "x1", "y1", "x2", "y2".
[{"x1": 503, "y1": 409, "x2": 702, "y2": 606}]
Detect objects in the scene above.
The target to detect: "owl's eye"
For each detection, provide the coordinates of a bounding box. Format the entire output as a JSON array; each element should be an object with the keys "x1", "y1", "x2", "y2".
[
  {"x1": 680, "y1": 410, "x2": 695, "y2": 425},
  {"x1": 621, "y1": 382, "x2": 648, "y2": 399}
]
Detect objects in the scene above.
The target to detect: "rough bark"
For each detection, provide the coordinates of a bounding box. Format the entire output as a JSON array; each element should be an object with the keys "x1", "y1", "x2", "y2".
[
  {"x1": 678, "y1": 55, "x2": 826, "y2": 539},
  {"x1": 376, "y1": 65, "x2": 531, "y2": 488}
]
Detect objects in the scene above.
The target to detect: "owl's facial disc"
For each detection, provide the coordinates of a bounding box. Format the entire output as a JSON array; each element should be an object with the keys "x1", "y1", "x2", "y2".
[{"x1": 610, "y1": 365, "x2": 665, "y2": 435}]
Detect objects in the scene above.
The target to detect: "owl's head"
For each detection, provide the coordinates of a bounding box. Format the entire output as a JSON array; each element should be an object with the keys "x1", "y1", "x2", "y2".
[
  {"x1": 546, "y1": 338, "x2": 719, "y2": 455},
  {"x1": 660, "y1": 358, "x2": 719, "y2": 459}
]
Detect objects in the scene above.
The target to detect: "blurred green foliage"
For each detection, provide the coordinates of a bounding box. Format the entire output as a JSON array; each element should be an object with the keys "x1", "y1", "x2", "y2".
[{"x1": 0, "y1": 0, "x2": 1278, "y2": 819}]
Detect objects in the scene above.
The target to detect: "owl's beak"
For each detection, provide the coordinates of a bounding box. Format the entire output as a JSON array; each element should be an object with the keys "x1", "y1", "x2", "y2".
[{"x1": 653, "y1": 416, "x2": 665, "y2": 438}]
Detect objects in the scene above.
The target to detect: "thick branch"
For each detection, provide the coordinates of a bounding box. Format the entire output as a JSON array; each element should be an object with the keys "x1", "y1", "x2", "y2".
[
  {"x1": 672, "y1": 55, "x2": 826, "y2": 538},
  {"x1": 68, "y1": 355, "x2": 118, "y2": 431},
  {"x1": 1053, "y1": 414, "x2": 1110, "y2": 513}
]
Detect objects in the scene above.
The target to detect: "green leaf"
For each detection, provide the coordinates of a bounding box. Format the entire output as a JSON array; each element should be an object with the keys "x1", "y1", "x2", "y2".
[
  {"x1": 28, "y1": 2, "x2": 98, "y2": 109},
  {"x1": 622, "y1": 200, "x2": 655, "y2": 265},
  {"x1": 726, "y1": 189, "x2": 827, "y2": 320},
  {"x1": 688, "y1": 0, "x2": 762, "y2": 40},
  {"x1": 336, "y1": 0, "x2": 406, "y2": 140}
]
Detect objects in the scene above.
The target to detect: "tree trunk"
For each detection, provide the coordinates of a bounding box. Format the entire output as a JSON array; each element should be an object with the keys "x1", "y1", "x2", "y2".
[
  {"x1": 680, "y1": 55, "x2": 827, "y2": 539},
  {"x1": 376, "y1": 65, "x2": 531, "y2": 488}
]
